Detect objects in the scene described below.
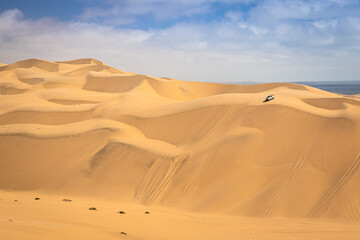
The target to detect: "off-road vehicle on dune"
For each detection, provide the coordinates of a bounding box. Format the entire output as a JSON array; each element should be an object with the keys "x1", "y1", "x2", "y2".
[{"x1": 264, "y1": 95, "x2": 274, "y2": 102}]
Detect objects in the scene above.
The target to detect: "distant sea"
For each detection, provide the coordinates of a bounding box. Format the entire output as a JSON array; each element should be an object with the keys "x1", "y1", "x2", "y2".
[
  {"x1": 222, "y1": 80, "x2": 360, "y2": 95},
  {"x1": 296, "y1": 81, "x2": 360, "y2": 95}
]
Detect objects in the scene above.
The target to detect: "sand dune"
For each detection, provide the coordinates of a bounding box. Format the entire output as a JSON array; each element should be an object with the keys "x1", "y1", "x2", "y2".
[{"x1": 1, "y1": 58, "x2": 360, "y2": 239}]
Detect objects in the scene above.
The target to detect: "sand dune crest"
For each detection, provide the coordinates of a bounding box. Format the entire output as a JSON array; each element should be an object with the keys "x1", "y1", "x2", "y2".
[{"x1": 1, "y1": 58, "x2": 360, "y2": 224}]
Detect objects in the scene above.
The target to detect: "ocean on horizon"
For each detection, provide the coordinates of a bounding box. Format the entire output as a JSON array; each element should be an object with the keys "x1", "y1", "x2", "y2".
[{"x1": 296, "y1": 81, "x2": 360, "y2": 95}]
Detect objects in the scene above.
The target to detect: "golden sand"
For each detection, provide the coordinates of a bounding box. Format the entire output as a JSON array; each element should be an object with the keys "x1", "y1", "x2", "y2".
[{"x1": 1, "y1": 59, "x2": 360, "y2": 239}]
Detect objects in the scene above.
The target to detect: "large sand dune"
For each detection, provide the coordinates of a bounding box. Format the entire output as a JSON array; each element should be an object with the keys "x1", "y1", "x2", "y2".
[{"x1": 1, "y1": 58, "x2": 360, "y2": 239}]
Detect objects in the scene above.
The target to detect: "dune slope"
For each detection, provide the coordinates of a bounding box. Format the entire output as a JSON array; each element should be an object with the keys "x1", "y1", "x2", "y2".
[{"x1": 1, "y1": 58, "x2": 360, "y2": 226}]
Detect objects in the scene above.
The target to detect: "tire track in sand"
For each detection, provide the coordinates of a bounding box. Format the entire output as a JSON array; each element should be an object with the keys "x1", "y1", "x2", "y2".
[
  {"x1": 263, "y1": 156, "x2": 306, "y2": 217},
  {"x1": 134, "y1": 106, "x2": 236, "y2": 206},
  {"x1": 308, "y1": 154, "x2": 360, "y2": 217},
  {"x1": 129, "y1": 108, "x2": 236, "y2": 238}
]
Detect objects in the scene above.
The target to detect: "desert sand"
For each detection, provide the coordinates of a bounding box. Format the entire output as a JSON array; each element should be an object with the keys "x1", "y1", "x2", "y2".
[{"x1": 1, "y1": 58, "x2": 360, "y2": 239}]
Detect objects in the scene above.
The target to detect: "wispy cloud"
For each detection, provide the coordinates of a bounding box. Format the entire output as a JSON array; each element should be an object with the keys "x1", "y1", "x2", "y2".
[
  {"x1": 80, "y1": 0, "x2": 255, "y2": 23},
  {"x1": 0, "y1": 0, "x2": 360, "y2": 82}
]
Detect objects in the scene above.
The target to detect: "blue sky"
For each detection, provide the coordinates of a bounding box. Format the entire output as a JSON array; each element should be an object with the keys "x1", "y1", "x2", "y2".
[{"x1": 0, "y1": 0, "x2": 360, "y2": 82}]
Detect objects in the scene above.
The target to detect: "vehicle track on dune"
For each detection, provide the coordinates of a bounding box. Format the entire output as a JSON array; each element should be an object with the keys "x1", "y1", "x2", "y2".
[
  {"x1": 308, "y1": 154, "x2": 360, "y2": 217},
  {"x1": 171, "y1": 107, "x2": 242, "y2": 206},
  {"x1": 133, "y1": 107, "x2": 237, "y2": 207},
  {"x1": 129, "y1": 110, "x2": 234, "y2": 238},
  {"x1": 137, "y1": 154, "x2": 189, "y2": 206},
  {"x1": 263, "y1": 156, "x2": 306, "y2": 217}
]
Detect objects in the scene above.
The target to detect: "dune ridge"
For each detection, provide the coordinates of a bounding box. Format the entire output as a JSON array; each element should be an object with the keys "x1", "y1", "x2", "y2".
[{"x1": 1, "y1": 58, "x2": 360, "y2": 225}]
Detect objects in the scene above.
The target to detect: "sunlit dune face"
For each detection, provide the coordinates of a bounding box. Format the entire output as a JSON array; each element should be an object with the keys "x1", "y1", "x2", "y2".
[{"x1": 0, "y1": 59, "x2": 360, "y2": 240}]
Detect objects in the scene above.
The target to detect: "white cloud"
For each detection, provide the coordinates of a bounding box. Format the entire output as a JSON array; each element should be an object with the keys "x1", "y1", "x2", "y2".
[
  {"x1": 225, "y1": 11, "x2": 244, "y2": 22},
  {"x1": 0, "y1": 9, "x2": 23, "y2": 30},
  {"x1": 0, "y1": 2, "x2": 360, "y2": 82},
  {"x1": 80, "y1": 0, "x2": 256, "y2": 23}
]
